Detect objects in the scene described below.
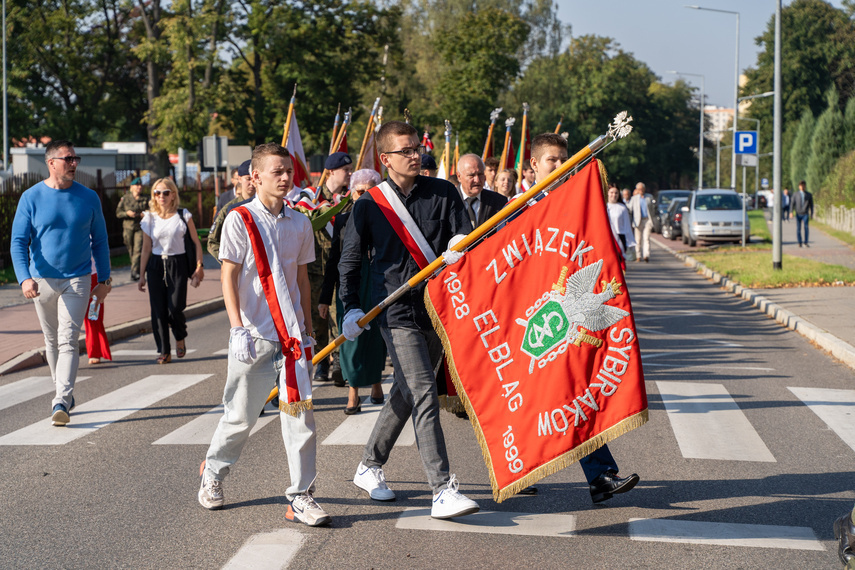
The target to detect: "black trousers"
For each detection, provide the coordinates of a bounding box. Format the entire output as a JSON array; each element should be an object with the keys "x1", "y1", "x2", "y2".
[{"x1": 146, "y1": 255, "x2": 189, "y2": 355}]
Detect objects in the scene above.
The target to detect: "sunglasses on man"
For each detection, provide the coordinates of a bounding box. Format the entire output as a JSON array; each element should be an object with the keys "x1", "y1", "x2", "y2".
[{"x1": 51, "y1": 156, "x2": 82, "y2": 165}]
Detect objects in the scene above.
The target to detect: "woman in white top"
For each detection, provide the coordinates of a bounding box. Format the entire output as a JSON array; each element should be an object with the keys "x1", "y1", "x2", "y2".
[
  {"x1": 606, "y1": 184, "x2": 636, "y2": 261},
  {"x1": 138, "y1": 178, "x2": 204, "y2": 363}
]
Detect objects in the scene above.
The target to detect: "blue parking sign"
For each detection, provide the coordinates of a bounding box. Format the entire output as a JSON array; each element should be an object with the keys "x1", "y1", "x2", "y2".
[{"x1": 735, "y1": 131, "x2": 758, "y2": 154}]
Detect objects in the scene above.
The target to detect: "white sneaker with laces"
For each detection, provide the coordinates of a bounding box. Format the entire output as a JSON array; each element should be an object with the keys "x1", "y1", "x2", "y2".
[
  {"x1": 431, "y1": 474, "x2": 479, "y2": 519},
  {"x1": 353, "y1": 462, "x2": 396, "y2": 501},
  {"x1": 198, "y1": 477, "x2": 224, "y2": 510},
  {"x1": 287, "y1": 493, "x2": 331, "y2": 527}
]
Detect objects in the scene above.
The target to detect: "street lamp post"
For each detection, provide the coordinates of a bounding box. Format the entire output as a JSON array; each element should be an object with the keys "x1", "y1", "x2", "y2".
[
  {"x1": 773, "y1": 0, "x2": 783, "y2": 270},
  {"x1": 669, "y1": 70, "x2": 705, "y2": 189},
  {"x1": 687, "y1": 5, "x2": 739, "y2": 191},
  {"x1": 2, "y1": 0, "x2": 7, "y2": 172}
]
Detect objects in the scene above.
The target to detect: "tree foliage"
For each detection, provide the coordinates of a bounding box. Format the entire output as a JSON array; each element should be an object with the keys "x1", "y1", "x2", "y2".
[
  {"x1": 790, "y1": 110, "x2": 817, "y2": 190},
  {"x1": 806, "y1": 87, "x2": 844, "y2": 201}
]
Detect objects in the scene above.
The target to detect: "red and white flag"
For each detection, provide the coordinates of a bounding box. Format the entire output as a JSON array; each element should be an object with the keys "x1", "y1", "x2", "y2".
[
  {"x1": 361, "y1": 126, "x2": 385, "y2": 178},
  {"x1": 426, "y1": 160, "x2": 647, "y2": 502},
  {"x1": 285, "y1": 112, "x2": 312, "y2": 189},
  {"x1": 422, "y1": 130, "x2": 434, "y2": 152}
]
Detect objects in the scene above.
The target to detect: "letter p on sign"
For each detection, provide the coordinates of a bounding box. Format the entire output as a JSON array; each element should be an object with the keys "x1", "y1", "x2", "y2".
[{"x1": 735, "y1": 131, "x2": 757, "y2": 154}]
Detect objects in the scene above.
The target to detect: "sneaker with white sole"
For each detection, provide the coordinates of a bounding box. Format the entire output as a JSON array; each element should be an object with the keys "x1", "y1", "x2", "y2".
[
  {"x1": 431, "y1": 474, "x2": 479, "y2": 519},
  {"x1": 51, "y1": 404, "x2": 69, "y2": 426},
  {"x1": 198, "y1": 476, "x2": 224, "y2": 510},
  {"x1": 286, "y1": 493, "x2": 331, "y2": 527},
  {"x1": 353, "y1": 462, "x2": 395, "y2": 501}
]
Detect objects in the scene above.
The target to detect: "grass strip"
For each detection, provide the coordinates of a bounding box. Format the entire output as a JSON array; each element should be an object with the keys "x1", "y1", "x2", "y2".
[
  {"x1": 690, "y1": 250, "x2": 855, "y2": 288},
  {"x1": 812, "y1": 220, "x2": 855, "y2": 249}
]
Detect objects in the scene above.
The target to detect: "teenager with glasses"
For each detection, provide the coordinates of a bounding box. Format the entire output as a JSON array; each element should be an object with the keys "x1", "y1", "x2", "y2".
[
  {"x1": 138, "y1": 178, "x2": 204, "y2": 364},
  {"x1": 10, "y1": 140, "x2": 112, "y2": 426}
]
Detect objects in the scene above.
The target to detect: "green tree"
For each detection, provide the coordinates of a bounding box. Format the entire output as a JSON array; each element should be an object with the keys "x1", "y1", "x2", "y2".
[
  {"x1": 845, "y1": 96, "x2": 855, "y2": 153},
  {"x1": 806, "y1": 87, "x2": 845, "y2": 201},
  {"x1": 790, "y1": 110, "x2": 816, "y2": 190},
  {"x1": 431, "y1": 8, "x2": 530, "y2": 153}
]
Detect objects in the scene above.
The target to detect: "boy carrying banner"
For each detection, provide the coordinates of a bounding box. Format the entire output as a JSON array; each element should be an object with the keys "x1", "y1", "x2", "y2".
[
  {"x1": 339, "y1": 120, "x2": 480, "y2": 519},
  {"x1": 198, "y1": 143, "x2": 331, "y2": 527}
]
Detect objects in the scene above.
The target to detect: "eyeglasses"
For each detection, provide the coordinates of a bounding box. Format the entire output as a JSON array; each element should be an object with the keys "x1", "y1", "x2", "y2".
[
  {"x1": 153, "y1": 190, "x2": 172, "y2": 197},
  {"x1": 383, "y1": 145, "x2": 425, "y2": 159},
  {"x1": 51, "y1": 155, "x2": 82, "y2": 165}
]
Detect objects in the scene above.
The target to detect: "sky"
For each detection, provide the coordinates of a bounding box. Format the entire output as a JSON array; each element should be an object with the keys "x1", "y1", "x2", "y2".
[{"x1": 556, "y1": 0, "x2": 846, "y2": 108}]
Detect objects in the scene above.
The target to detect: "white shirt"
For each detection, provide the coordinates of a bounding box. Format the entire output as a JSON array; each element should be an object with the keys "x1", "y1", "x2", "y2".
[
  {"x1": 219, "y1": 197, "x2": 314, "y2": 341},
  {"x1": 141, "y1": 210, "x2": 192, "y2": 256},
  {"x1": 459, "y1": 188, "x2": 482, "y2": 221},
  {"x1": 607, "y1": 202, "x2": 636, "y2": 251}
]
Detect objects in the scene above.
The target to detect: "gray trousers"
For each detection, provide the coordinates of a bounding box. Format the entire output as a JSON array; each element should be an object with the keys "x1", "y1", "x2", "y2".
[
  {"x1": 362, "y1": 325, "x2": 450, "y2": 494},
  {"x1": 33, "y1": 276, "x2": 90, "y2": 409},
  {"x1": 204, "y1": 338, "x2": 317, "y2": 500}
]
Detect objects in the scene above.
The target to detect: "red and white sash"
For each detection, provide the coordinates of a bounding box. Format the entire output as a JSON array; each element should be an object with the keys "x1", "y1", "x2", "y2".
[
  {"x1": 367, "y1": 181, "x2": 437, "y2": 269},
  {"x1": 233, "y1": 205, "x2": 314, "y2": 416}
]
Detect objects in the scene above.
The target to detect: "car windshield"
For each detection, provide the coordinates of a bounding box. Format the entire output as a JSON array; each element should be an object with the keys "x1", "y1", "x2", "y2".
[
  {"x1": 657, "y1": 192, "x2": 691, "y2": 212},
  {"x1": 695, "y1": 193, "x2": 742, "y2": 211}
]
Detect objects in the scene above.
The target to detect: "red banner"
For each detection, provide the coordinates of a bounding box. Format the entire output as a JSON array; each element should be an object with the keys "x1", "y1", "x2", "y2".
[{"x1": 425, "y1": 160, "x2": 647, "y2": 502}]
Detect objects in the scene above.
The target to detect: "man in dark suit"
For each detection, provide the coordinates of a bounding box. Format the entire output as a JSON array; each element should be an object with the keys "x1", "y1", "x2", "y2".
[
  {"x1": 793, "y1": 180, "x2": 814, "y2": 247},
  {"x1": 456, "y1": 153, "x2": 508, "y2": 229}
]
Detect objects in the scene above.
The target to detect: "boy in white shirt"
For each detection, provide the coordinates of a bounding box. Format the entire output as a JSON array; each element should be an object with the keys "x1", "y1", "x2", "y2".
[{"x1": 198, "y1": 142, "x2": 330, "y2": 527}]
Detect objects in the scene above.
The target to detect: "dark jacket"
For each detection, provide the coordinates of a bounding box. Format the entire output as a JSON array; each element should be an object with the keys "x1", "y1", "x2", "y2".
[
  {"x1": 319, "y1": 211, "x2": 349, "y2": 306},
  {"x1": 472, "y1": 189, "x2": 508, "y2": 226},
  {"x1": 792, "y1": 190, "x2": 814, "y2": 217},
  {"x1": 339, "y1": 175, "x2": 471, "y2": 329}
]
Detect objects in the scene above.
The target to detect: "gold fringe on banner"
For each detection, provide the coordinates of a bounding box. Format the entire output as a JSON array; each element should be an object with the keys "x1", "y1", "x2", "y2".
[
  {"x1": 424, "y1": 210, "x2": 649, "y2": 502},
  {"x1": 596, "y1": 158, "x2": 610, "y2": 202},
  {"x1": 279, "y1": 399, "x2": 314, "y2": 417}
]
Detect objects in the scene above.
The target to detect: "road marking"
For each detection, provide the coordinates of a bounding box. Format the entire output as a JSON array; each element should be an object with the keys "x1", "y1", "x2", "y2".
[
  {"x1": 656, "y1": 381, "x2": 775, "y2": 462},
  {"x1": 111, "y1": 349, "x2": 198, "y2": 356},
  {"x1": 636, "y1": 328, "x2": 742, "y2": 347},
  {"x1": 221, "y1": 528, "x2": 304, "y2": 570},
  {"x1": 153, "y1": 401, "x2": 280, "y2": 445},
  {"x1": 628, "y1": 518, "x2": 823, "y2": 550},
  {"x1": 788, "y1": 387, "x2": 855, "y2": 452},
  {"x1": 0, "y1": 374, "x2": 212, "y2": 445},
  {"x1": 644, "y1": 364, "x2": 775, "y2": 371},
  {"x1": 0, "y1": 376, "x2": 91, "y2": 412},
  {"x1": 396, "y1": 508, "x2": 575, "y2": 537},
  {"x1": 322, "y1": 380, "x2": 415, "y2": 446},
  {"x1": 213, "y1": 348, "x2": 229, "y2": 355},
  {"x1": 642, "y1": 348, "x2": 739, "y2": 360}
]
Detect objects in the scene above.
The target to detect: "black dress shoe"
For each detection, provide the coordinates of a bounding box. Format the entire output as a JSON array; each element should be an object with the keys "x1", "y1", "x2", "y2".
[
  {"x1": 331, "y1": 367, "x2": 345, "y2": 387},
  {"x1": 834, "y1": 512, "x2": 855, "y2": 565},
  {"x1": 344, "y1": 404, "x2": 361, "y2": 415},
  {"x1": 589, "y1": 470, "x2": 639, "y2": 504},
  {"x1": 517, "y1": 486, "x2": 538, "y2": 495}
]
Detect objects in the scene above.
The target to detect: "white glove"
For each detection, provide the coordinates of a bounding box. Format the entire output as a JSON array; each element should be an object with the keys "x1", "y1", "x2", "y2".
[
  {"x1": 443, "y1": 234, "x2": 466, "y2": 265},
  {"x1": 229, "y1": 326, "x2": 257, "y2": 364},
  {"x1": 343, "y1": 309, "x2": 370, "y2": 341}
]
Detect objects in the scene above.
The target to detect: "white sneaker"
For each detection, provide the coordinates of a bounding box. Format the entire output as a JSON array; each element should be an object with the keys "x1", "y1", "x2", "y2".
[
  {"x1": 353, "y1": 462, "x2": 396, "y2": 501},
  {"x1": 431, "y1": 474, "x2": 479, "y2": 519},
  {"x1": 287, "y1": 493, "x2": 331, "y2": 527},
  {"x1": 198, "y1": 477, "x2": 224, "y2": 510}
]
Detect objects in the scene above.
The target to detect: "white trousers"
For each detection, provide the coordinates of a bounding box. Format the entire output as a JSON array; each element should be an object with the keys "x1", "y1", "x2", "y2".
[
  {"x1": 204, "y1": 338, "x2": 317, "y2": 500},
  {"x1": 634, "y1": 217, "x2": 653, "y2": 260},
  {"x1": 32, "y1": 276, "x2": 90, "y2": 408}
]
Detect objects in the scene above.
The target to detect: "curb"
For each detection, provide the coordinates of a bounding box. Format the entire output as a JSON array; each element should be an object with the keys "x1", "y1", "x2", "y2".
[
  {"x1": 0, "y1": 296, "x2": 225, "y2": 377},
  {"x1": 652, "y1": 239, "x2": 855, "y2": 371}
]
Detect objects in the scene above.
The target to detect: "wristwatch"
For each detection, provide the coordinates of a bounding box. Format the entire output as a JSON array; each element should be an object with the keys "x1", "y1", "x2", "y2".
[{"x1": 99, "y1": 277, "x2": 113, "y2": 286}]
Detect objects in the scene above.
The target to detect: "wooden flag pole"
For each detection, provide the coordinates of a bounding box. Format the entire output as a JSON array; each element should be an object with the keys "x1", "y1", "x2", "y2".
[
  {"x1": 482, "y1": 107, "x2": 502, "y2": 160},
  {"x1": 515, "y1": 103, "x2": 529, "y2": 189},
  {"x1": 280, "y1": 84, "x2": 298, "y2": 147},
  {"x1": 498, "y1": 117, "x2": 515, "y2": 172},
  {"x1": 355, "y1": 97, "x2": 381, "y2": 170},
  {"x1": 266, "y1": 111, "x2": 635, "y2": 405},
  {"x1": 443, "y1": 120, "x2": 452, "y2": 180},
  {"x1": 554, "y1": 114, "x2": 564, "y2": 135},
  {"x1": 329, "y1": 104, "x2": 341, "y2": 154},
  {"x1": 315, "y1": 108, "x2": 351, "y2": 200}
]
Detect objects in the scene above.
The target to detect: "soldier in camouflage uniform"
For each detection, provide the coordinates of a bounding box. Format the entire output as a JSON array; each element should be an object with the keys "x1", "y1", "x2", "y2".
[
  {"x1": 299, "y1": 152, "x2": 352, "y2": 382},
  {"x1": 116, "y1": 177, "x2": 149, "y2": 281},
  {"x1": 207, "y1": 160, "x2": 254, "y2": 262}
]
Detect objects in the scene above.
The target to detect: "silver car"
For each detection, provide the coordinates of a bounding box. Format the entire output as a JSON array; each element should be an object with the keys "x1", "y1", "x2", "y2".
[{"x1": 681, "y1": 189, "x2": 750, "y2": 247}]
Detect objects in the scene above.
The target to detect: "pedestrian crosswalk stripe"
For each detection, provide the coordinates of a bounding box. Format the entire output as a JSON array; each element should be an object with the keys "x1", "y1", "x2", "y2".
[
  {"x1": 221, "y1": 528, "x2": 304, "y2": 570},
  {"x1": 152, "y1": 401, "x2": 280, "y2": 445},
  {"x1": 628, "y1": 518, "x2": 824, "y2": 550},
  {"x1": 636, "y1": 328, "x2": 743, "y2": 347},
  {"x1": 0, "y1": 376, "x2": 91, "y2": 412},
  {"x1": 111, "y1": 349, "x2": 198, "y2": 356},
  {"x1": 645, "y1": 363, "x2": 775, "y2": 371},
  {"x1": 322, "y1": 381, "x2": 415, "y2": 446},
  {"x1": 213, "y1": 348, "x2": 229, "y2": 355},
  {"x1": 656, "y1": 381, "x2": 776, "y2": 462},
  {"x1": 788, "y1": 387, "x2": 855, "y2": 453},
  {"x1": 396, "y1": 508, "x2": 576, "y2": 537},
  {"x1": 0, "y1": 374, "x2": 212, "y2": 446}
]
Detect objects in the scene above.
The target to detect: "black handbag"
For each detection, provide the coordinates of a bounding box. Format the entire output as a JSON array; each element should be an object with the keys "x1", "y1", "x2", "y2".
[{"x1": 180, "y1": 209, "x2": 197, "y2": 274}]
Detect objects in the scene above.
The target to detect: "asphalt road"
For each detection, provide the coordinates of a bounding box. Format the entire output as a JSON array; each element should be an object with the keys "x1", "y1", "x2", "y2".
[{"x1": 0, "y1": 247, "x2": 852, "y2": 569}]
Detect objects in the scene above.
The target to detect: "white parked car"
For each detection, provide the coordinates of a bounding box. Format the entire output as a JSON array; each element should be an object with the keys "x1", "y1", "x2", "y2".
[{"x1": 680, "y1": 189, "x2": 750, "y2": 247}]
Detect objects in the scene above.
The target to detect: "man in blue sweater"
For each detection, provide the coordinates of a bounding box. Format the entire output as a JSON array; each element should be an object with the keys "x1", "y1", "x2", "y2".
[{"x1": 10, "y1": 140, "x2": 112, "y2": 426}]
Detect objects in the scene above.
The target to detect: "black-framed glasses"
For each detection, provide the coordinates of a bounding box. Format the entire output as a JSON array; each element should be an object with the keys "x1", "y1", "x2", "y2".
[
  {"x1": 383, "y1": 145, "x2": 425, "y2": 158},
  {"x1": 153, "y1": 190, "x2": 172, "y2": 197},
  {"x1": 51, "y1": 155, "x2": 82, "y2": 165}
]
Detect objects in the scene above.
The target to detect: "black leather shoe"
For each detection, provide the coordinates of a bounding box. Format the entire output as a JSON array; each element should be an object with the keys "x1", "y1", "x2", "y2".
[
  {"x1": 589, "y1": 470, "x2": 639, "y2": 504},
  {"x1": 313, "y1": 360, "x2": 330, "y2": 381},
  {"x1": 331, "y1": 367, "x2": 345, "y2": 387},
  {"x1": 834, "y1": 512, "x2": 855, "y2": 565}
]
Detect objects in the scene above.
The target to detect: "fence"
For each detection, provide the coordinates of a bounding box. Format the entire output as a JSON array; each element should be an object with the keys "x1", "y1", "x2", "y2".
[
  {"x1": 0, "y1": 170, "x2": 224, "y2": 270},
  {"x1": 817, "y1": 205, "x2": 855, "y2": 237}
]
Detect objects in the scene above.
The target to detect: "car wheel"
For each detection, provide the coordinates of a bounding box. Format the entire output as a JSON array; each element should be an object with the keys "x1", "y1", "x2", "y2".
[
  {"x1": 662, "y1": 225, "x2": 670, "y2": 239},
  {"x1": 682, "y1": 232, "x2": 688, "y2": 245},
  {"x1": 670, "y1": 231, "x2": 678, "y2": 241},
  {"x1": 687, "y1": 234, "x2": 696, "y2": 247}
]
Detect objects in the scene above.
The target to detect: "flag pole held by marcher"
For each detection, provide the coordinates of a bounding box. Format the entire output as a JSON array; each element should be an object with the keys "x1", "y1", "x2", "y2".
[{"x1": 265, "y1": 111, "x2": 634, "y2": 405}]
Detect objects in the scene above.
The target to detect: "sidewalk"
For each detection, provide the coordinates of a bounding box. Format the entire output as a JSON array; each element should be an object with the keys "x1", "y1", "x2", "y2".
[
  {"x1": 0, "y1": 253, "x2": 224, "y2": 375},
  {"x1": 651, "y1": 215, "x2": 855, "y2": 369}
]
